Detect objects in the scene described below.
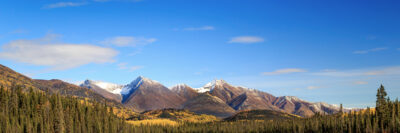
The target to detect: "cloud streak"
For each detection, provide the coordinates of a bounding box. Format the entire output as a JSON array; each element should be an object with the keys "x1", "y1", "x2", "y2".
[
  {"x1": 0, "y1": 34, "x2": 118, "y2": 70},
  {"x1": 262, "y1": 68, "x2": 307, "y2": 75},
  {"x1": 44, "y1": 2, "x2": 87, "y2": 9},
  {"x1": 313, "y1": 66, "x2": 400, "y2": 77},
  {"x1": 353, "y1": 47, "x2": 387, "y2": 54},
  {"x1": 118, "y1": 63, "x2": 143, "y2": 72},
  {"x1": 183, "y1": 26, "x2": 215, "y2": 31},
  {"x1": 101, "y1": 36, "x2": 156, "y2": 47},
  {"x1": 229, "y1": 36, "x2": 264, "y2": 44},
  {"x1": 353, "y1": 81, "x2": 368, "y2": 85},
  {"x1": 44, "y1": 0, "x2": 142, "y2": 9},
  {"x1": 306, "y1": 86, "x2": 320, "y2": 90},
  {"x1": 10, "y1": 29, "x2": 28, "y2": 34}
]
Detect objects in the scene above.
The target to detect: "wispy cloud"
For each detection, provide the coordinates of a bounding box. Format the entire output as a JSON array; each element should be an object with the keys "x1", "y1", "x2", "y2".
[
  {"x1": 10, "y1": 29, "x2": 28, "y2": 34},
  {"x1": 101, "y1": 36, "x2": 157, "y2": 47},
  {"x1": 93, "y1": 0, "x2": 142, "y2": 2},
  {"x1": 353, "y1": 81, "x2": 368, "y2": 85},
  {"x1": 313, "y1": 66, "x2": 400, "y2": 77},
  {"x1": 262, "y1": 68, "x2": 307, "y2": 75},
  {"x1": 353, "y1": 47, "x2": 387, "y2": 54},
  {"x1": 44, "y1": 0, "x2": 142, "y2": 9},
  {"x1": 43, "y1": 2, "x2": 87, "y2": 9},
  {"x1": 183, "y1": 26, "x2": 215, "y2": 31},
  {"x1": 0, "y1": 34, "x2": 118, "y2": 70},
  {"x1": 306, "y1": 86, "x2": 321, "y2": 90},
  {"x1": 229, "y1": 36, "x2": 264, "y2": 44},
  {"x1": 118, "y1": 63, "x2": 143, "y2": 72}
]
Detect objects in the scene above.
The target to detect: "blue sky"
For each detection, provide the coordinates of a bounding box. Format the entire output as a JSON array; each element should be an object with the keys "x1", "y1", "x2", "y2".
[{"x1": 1, "y1": 0, "x2": 400, "y2": 108}]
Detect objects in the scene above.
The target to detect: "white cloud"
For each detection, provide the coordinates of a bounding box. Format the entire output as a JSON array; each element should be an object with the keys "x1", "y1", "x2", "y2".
[
  {"x1": 306, "y1": 86, "x2": 320, "y2": 90},
  {"x1": 44, "y1": 0, "x2": 142, "y2": 8},
  {"x1": 353, "y1": 81, "x2": 368, "y2": 85},
  {"x1": 10, "y1": 29, "x2": 28, "y2": 34},
  {"x1": 0, "y1": 34, "x2": 118, "y2": 70},
  {"x1": 93, "y1": 0, "x2": 142, "y2": 2},
  {"x1": 194, "y1": 72, "x2": 203, "y2": 75},
  {"x1": 262, "y1": 68, "x2": 307, "y2": 75},
  {"x1": 353, "y1": 47, "x2": 387, "y2": 54},
  {"x1": 93, "y1": 0, "x2": 110, "y2": 2},
  {"x1": 313, "y1": 66, "x2": 400, "y2": 77},
  {"x1": 118, "y1": 63, "x2": 143, "y2": 72},
  {"x1": 229, "y1": 36, "x2": 264, "y2": 44},
  {"x1": 101, "y1": 36, "x2": 156, "y2": 47},
  {"x1": 183, "y1": 26, "x2": 215, "y2": 31},
  {"x1": 44, "y1": 2, "x2": 87, "y2": 9}
]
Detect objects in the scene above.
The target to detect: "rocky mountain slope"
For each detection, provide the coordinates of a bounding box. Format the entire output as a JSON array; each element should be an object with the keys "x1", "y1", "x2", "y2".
[
  {"x1": 224, "y1": 109, "x2": 300, "y2": 121},
  {"x1": 80, "y1": 80, "x2": 123, "y2": 102},
  {"x1": 182, "y1": 93, "x2": 237, "y2": 118},
  {"x1": 120, "y1": 76, "x2": 185, "y2": 112},
  {"x1": 0, "y1": 64, "x2": 341, "y2": 118},
  {"x1": 171, "y1": 84, "x2": 199, "y2": 101},
  {"x1": 81, "y1": 77, "x2": 341, "y2": 117},
  {"x1": 0, "y1": 64, "x2": 121, "y2": 106}
]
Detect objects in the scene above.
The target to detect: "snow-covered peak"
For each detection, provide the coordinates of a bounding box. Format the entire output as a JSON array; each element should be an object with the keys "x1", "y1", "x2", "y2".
[
  {"x1": 120, "y1": 76, "x2": 160, "y2": 95},
  {"x1": 312, "y1": 102, "x2": 339, "y2": 110},
  {"x1": 194, "y1": 79, "x2": 227, "y2": 93},
  {"x1": 283, "y1": 96, "x2": 302, "y2": 102},
  {"x1": 137, "y1": 76, "x2": 160, "y2": 84},
  {"x1": 170, "y1": 84, "x2": 189, "y2": 89},
  {"x1": 80, "y1": 79, "x2": 123, "y2": 95},
  {"x1": 274, "y1": 96, "x2": 304, "y2": 105},
  {"x1": 170, "y1": 84, "x2": 190, "y2": 91}
]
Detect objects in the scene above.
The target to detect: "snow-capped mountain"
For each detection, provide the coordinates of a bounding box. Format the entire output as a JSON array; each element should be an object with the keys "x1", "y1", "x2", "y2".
[
  {"x1": 120, "y1": 76, "x2": 184, "y2": 112},
  {"x1": 80, "y1": 76, "x2": 342, "y2": 117},
  {"x1": 80, "y1": 80, "x2": 123, "y2": 95},
  {"x1": 194, "y1": 79, "x2": 227, "y2": 93},
  {"x1": 272, "y1": 96, "x2": 342, "y2": 117},
  {"x1": 80, "y1": 80, "x2": 124, "y2": 102},
  {"x1": 170, "y1": 84, "x2": 190, "y2": 91},
  {"x1": 120, "y1": 76, "x2": 160, "y2": 95},
  {"x1": 171, "y1": 84, "x2": 199, "y2": 100}
]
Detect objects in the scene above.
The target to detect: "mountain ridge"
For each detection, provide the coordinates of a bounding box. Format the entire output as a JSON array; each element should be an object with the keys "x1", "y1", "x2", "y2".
[
  {"x1": 0, "y1": 64, "x2": 342, "y2": 118},
  {"x1": 81, "y1": 76, "x2": 341, "y2": 117}
]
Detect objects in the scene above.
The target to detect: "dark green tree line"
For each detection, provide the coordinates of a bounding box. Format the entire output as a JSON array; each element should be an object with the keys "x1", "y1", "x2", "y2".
[
  {"x1": 0, "y1": 85, "x2": 133, "y2": 133},
  {"x1": 1, "y1": 84, "x2": 399, "y2": 133}
]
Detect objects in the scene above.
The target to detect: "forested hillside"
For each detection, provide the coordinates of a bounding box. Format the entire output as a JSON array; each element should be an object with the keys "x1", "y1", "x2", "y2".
[
  {"x1": 0, "y1": 64, "x2": 121, "y2": 108},
  {"x1": 127, "y1": 85, "x2": 400, "y2": 132},
  {"x1": 0, "y1": 64, "x2": 398, "y2": 132},
  {"x1": 0, "y1": 85, "x2": 132, "y2": 133},
  {"x1": 1, "y1": 84, "x2": 399, "y2": 133}
]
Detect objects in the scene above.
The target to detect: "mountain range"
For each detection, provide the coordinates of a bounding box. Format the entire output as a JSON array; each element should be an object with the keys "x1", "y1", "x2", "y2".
[
  {"x1": 80, "y1": 76, "x2": 344, "y2": 117},
  {"x1": 0, "y1": 64, "x2": 122, "y2": 107},
  {"x1": 0, "y1": 64, "x2": 343, "y2": 118}
]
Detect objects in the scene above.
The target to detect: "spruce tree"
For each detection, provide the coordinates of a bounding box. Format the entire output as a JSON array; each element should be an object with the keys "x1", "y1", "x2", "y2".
[
  {"x1": 376, "y1": 84, "x2": 389, "y2": 129},
  {"x1": 54, "y1": 94, "x2": 65, "y2": 133}
]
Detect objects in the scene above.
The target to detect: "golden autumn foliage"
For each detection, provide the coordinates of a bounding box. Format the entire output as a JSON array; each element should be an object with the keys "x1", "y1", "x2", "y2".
[
  {"x1": 126, "y1": 119, "x2": 179, "y2": 126},
  {"x1": 123, "y1": 109, "x2": 219, "y2": 126}
]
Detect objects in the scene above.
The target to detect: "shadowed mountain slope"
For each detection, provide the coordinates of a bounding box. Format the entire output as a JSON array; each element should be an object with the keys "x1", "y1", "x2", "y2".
[
  {"x1": 0, "y1": 64, "x2": 121, "y2": 106},
  {"x1": 182, "y1": 93, "x2": 236, "y2": 118},
  {"x1": 224, "y1": 109, "x2": 300, "y2": 121},
  {"x1": 121, "y1": 76, "x2": 185, "y2": 112}
]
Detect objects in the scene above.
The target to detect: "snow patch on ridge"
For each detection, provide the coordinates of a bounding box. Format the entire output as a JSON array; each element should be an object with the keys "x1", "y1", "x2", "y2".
[
  {"x1": 120, "y1": 76, "x2": 161, "y2": 94},
  {"x1": 81, "y1": 80, "x2": 123, "y2": 95},
  {"x1": 170, "y1": 84, "x2": 189, "y2": 91},
  {"x1": 194, "y1": 79, "x2": 227, "y2": 93}
]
